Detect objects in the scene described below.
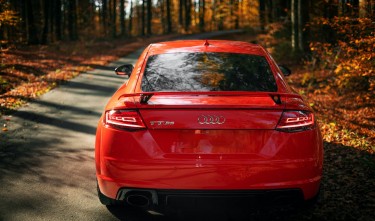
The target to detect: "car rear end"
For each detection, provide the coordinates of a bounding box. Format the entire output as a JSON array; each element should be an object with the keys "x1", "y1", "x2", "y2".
[{"x1": 95, "y1": 40, "x2": 323, "y2": 211}]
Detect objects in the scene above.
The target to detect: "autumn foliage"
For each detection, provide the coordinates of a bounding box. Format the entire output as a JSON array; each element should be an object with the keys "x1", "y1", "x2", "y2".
[
  {"x1": 249, "y1": 9, "x2": 374, "y2": 154},
  {"x1": 0, "y1": 0, "x2": 374, "y2": 153},
  {"x1": 308, "y1": 17, "x2": 374, "y2": 94},
  {"x1": 292, "y1": 16, "x2": 374, "y2": 153}
]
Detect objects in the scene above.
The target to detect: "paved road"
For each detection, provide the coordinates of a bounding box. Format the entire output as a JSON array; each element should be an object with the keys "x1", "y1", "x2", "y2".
[
  {"x1": 0, "y1": 31, "x2": 250, "y2": 221},
  {"x1": 0, "y1": 50, "x2": 141, "y2": 220}
]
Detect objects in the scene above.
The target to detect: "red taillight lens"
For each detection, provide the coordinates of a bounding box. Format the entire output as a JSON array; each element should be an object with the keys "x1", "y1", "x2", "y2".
[
  {"x1": 105, "y1": 110, "x2": 146, "y2": 130},
  {"x1": 276, "y1": 111, "x2": 315, "y2": 132}
]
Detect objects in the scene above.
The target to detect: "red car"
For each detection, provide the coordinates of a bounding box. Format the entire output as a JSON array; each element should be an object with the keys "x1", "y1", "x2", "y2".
[{"x1": 95, "y1": 40, "x2": 323, "y2": 212}]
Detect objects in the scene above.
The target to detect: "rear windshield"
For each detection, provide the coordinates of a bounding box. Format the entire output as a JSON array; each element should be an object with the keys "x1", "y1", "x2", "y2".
[{"x1": 141, "y1": 52, "x2": 277, "y2": 92}]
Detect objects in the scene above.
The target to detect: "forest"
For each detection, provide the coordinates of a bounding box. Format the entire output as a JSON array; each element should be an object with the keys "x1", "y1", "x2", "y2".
[
  {"x1": 0, "y1": 1, "x2": 372, "y2": 46},
  {"x1": 0, "y1": 0, "x2": 374, "y2": 220},
  {"x1": 1, "y1": 0, "x2": 374, "y2": 150},
  {"x1": 1, "y1": 0, "x2": 374, "y2": 146}
]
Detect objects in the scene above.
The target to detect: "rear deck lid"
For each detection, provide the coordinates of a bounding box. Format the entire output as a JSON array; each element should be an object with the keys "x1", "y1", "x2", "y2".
[{"x1": 126, "y1": 92, "x2": 287, "y2": 130}]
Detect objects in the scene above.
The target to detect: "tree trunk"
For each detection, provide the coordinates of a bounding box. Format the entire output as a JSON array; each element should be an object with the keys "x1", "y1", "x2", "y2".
[
  {"x1": 259, "y1": 0, "x2": 266, "y2": 31},
  {"x1": 136, "y1": 0, "x2": 141, "y2": 35},
  {"x1": 128, "y1": 0, "x2": 133, "y2": 36},
  {"x1": 147, "y1": 0, "x2": 152, "y2": 35},
  {"x1": 160, "y1": 0, "x2": 165, "y2": 33},
  {"x1": 365, "y1": 0, "x2": 375, "y2": 17},
  {"x1": 179, "y1": 0, "x2": 184, "y2": 28},
  {"x1": 120, "y1": 0, "x2": 126, "y2": 36},
  {"x1": 265, "y1": 0, "x2": 273, "y2": 23},
  {"x1": 297, "y1": 0, "x2": 303, "y2": 51},
  {"x1": 298, "y1": 0, "x2": 309, "y2": 52},
  {"x1": 68, "y1": 0, "x2": 78, "y2": 40},
  {"x1": 42, "y1": 0, "x2": 50, "y2": 44},
  {"x1": 352, "y1": 0, "x2": 360, "y2": 17},
  {"x1": 54, "y1": 0, "x2": 61, "y2": 41},
  {"x1": 291, "y1": 0, "x2": 298, "y2": 52},
  {"x1": 199, "y1": 0, "x2": 205, "y2": 32},
  {"x1": 20, "y1": 0, "x2": 27, "y2": 42},
  {"x1": 211, "y1": 0, "x2": 216, "y2": 31},
  {"x1": 112, "y1": 0, "x2": 117, "y2": 38},
  {"x1": 234, "y1": 0, "x2": 239, "y2": 29},
  {"x1": 217, "y1": 0, "x2": 224, "y2": 30},
  {"x1": 50, "y1": 0, "x2": 55, "y2": 42},
  {"x1": 166, "y1": 0, "x2": 172, "y2": 33},
  {"x1": 185, "y1": 0, "x2": 191, "y2": 32},
  {"x1": 230, "y1": 0, "x2": 239, "y2": 29},
  {"x1": 272, "y1": 0, "x2": 280, "y2": 21},
  {"x1": 142, "y1": 0, "x2": 146, "y2": 35},
  {"x1": 26, "y1": 0, "x2": 39, "y2": 44},
  {"x1": 102, "y1": 0, "x2": 108, "y2": 36}
]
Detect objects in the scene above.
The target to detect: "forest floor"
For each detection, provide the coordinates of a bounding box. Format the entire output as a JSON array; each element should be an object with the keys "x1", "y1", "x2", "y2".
[
  {"x1": 1, "y1": 32, "x2": 374, "y2": 220},
  {"x1": 216, "y1": 32, "x2": 375, "y2": 221},
  {"x1": 0, "y1": 34, "x2": 178, "y2": 118}
]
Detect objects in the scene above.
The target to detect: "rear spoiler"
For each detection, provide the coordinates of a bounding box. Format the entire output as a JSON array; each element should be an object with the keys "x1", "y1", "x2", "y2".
[{"x1": 118, "y1": 92, "x2": 302, "y2": 105}]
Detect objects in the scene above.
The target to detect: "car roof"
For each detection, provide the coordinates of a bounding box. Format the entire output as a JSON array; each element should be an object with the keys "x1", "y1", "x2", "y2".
[{"x1": 147, "y1": 40, "x2": 267, "y2": 56}]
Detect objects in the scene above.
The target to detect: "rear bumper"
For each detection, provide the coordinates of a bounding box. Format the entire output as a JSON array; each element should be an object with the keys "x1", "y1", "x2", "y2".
[
  {"x1": 97, "y1": 159, "x2": 322, "y2": 202},
  {"x1": 114, "y1": 188, "x2": 305, "y2": 212},
  {"x1": 96, "y1": 126, "x2": 323, "y2": 204}
]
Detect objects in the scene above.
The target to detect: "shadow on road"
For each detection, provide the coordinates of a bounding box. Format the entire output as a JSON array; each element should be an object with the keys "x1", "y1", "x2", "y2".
[
  {"x1": 106, "y1": 204, "x2": 305, "y2": 221},
  {"x1": 15, "y1": 110, "x2": 97, "y2": 134}
]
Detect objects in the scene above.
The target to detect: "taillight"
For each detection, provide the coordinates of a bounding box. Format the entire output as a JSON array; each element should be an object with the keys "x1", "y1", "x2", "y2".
[
  {"x1": 276, "y1": 111, "x2": 315, "y2": 132},
  {"x1": 105, "y1": 110, "x2": 146, "y2": 130}
]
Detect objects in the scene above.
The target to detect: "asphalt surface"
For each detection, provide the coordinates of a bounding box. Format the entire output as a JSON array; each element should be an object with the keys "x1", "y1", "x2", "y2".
[
  {"x1": 0, "y1": 49, "x2": 141, "y2": 220},
  {"x1": 0, "y1": 31, "x2": 255, "y2": 221}
]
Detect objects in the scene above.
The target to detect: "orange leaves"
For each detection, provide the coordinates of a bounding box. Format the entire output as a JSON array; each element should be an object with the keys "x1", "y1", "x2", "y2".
[
  {"x1": 0, "y1": 35, "x2": 178, "y2": 116},
  {"x1": 320, "y1": 120, "x2": 374, "y2": 153},
  {"x1": 0, "y1": 0, "x2": 20, "y2": 27},
  {"x1": 308, "y1": 16, "x2": 374, "y2": 95}
]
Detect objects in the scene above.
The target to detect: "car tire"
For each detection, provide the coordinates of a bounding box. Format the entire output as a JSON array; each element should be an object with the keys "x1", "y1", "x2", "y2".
[{"x1": 303, "y1": 186, "x2": 322, "y2": 208}]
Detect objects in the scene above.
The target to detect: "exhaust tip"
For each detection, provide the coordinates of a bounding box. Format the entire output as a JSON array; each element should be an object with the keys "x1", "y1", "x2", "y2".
[
  {"x1": 117, "y1": 188, "x2": 158, "y2": 208},
  {"x1": 126, "y1": 194, "x2": 150, "y2": 207}
]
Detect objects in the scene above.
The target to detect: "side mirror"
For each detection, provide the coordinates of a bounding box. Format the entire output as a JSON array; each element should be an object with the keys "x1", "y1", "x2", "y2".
[
  {"x1": 115, "y1": 64, "x2": 134, "y2": 76},
  {"x1": 279, "y1": 65, "x2": 292, "y2": 76}
]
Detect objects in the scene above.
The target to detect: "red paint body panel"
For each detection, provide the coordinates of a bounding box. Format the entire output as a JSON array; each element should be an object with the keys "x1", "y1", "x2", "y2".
[
  {"x1": 95, "y1": 40, "x2": 323, "y2": 206},
  {"x1": 140, "y1": 109, "x2": 282, "y2": 129},
  {"x1": 97, "y1": 124, "x2": 323, "y2": 200},
  {"x1": 147, "y1": 40, "x2": 265, "y2": 56}
]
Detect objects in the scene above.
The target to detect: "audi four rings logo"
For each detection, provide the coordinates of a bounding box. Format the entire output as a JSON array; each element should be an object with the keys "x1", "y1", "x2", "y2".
[{"x1": 198, "y1": 115, "x2": 226, "y2": 125}]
